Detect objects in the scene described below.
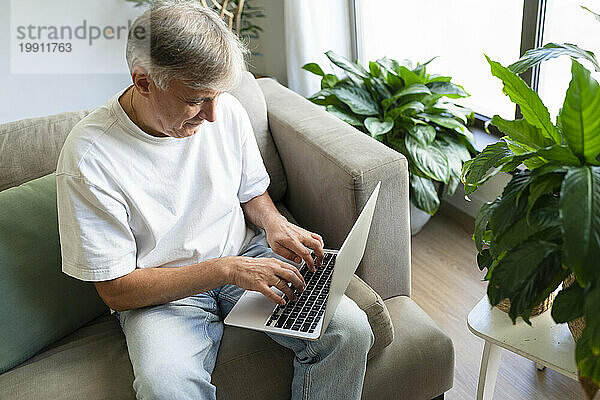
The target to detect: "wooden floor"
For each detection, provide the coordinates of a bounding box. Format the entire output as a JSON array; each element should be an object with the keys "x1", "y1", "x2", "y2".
[{"x1": 410, "y1": 204, "x2": 588, "y2": 400}]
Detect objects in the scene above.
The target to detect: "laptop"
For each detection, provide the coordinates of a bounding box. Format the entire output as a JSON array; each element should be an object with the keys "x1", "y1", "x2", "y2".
[{"x1": 224, "y1": 182, "x2": 381, "y2": 341}]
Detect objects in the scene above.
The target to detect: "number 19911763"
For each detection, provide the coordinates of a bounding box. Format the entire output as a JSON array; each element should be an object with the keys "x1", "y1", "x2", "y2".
[{"x1": 19, "y1": 42, "x2": 72, "y2": 52}]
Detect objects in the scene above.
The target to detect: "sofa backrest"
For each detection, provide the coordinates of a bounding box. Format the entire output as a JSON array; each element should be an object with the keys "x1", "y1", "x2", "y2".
[{"x1": 0, "y1": 72, "x2": 287, "y2": 201}]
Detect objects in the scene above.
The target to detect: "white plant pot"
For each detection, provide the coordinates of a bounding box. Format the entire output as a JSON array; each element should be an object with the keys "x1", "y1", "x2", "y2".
[{"x1": 410, "y1": 202, "x2": 432, "y2": 236}]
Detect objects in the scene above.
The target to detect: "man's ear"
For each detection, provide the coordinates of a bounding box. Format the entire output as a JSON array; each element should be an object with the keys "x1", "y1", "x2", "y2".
[{"x1": 131, "y1": 66, "x2": 152, "y2": 99}]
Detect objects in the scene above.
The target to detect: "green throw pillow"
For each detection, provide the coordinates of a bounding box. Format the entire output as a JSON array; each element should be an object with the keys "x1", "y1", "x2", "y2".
[{"x1": 0, "y1": 173, "x2": 108, "y2": 373}]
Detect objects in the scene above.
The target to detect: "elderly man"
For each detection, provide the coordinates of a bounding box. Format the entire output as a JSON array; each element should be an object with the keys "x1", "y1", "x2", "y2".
[{"x1": 56, "y1": 2, "x2": 373, "y2": 399}]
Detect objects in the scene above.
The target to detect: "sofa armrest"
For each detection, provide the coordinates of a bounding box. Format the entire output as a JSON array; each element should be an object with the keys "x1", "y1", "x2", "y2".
[{"x1": 257, "y1": 78, "x2": 411, "y2": 299}]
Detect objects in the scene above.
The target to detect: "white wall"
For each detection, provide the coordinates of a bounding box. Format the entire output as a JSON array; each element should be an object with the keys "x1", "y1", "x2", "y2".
[
  {"x1": 0, "y1": 0, "x2": 144, "y2": 123},
  {"x1": 247, "y1": 0, "x2": 287, "y2": 85}
]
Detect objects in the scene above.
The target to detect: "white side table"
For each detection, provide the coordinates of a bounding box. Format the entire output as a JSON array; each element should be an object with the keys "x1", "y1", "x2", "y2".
[{"x1": 467, "y1": 296, "x2": 577, "y2": 400}]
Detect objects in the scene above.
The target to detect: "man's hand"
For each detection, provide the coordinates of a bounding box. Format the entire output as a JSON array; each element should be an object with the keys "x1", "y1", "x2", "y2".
[
  {"x1": 226, "y1": 256, "x2": 306, "y2": 305},
  {"x1": 263, "y1": 215, "x2": 325, "y2": 272}
]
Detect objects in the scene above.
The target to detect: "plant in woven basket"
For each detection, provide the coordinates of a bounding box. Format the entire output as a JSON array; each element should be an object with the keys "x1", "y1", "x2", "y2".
[
  {"x1": 462, "y1": 56, "x2": 600, "y2": 398},
  {"x1": 303, "y1": 51, "x2": 476, "y2": 216}
]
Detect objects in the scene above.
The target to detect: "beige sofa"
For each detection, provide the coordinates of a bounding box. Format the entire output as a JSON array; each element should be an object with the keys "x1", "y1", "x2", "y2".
[{"x1": 0, "y1": 72, "x2": 454, "y2": 399}]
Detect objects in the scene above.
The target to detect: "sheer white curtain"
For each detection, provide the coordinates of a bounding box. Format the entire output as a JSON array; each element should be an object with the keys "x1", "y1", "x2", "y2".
[{"x1": 284, "y1": 0, "x2": 353, "y2": 97}]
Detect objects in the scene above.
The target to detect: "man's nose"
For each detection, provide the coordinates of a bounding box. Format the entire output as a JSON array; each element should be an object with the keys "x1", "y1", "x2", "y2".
[{"x1": 199, "y1": 100, "x2": 217, "y2": 122}]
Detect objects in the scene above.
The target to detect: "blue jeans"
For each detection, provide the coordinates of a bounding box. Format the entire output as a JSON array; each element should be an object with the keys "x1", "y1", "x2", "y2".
[{"x1": 116, "y1": 231, "x2": 374, "y2": 400}]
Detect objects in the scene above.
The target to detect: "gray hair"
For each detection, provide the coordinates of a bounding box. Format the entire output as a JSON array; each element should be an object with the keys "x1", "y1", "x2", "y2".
[{"x1": 126, "y1": 0, "x2": 249, "y2": 92}]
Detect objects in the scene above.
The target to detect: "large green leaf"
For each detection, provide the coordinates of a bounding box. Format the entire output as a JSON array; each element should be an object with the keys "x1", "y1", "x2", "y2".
[
  {"x1": 326, "y1": 105, "x2": 364, "y2": 127},
  {"x1": 325, "y1": 50, "x2": 368, "y2": 78},
  {"x1": 432, "y1": 137, "x2": 467, "y2": 196},
  {"x1": 487, "y1": 56, "x2": 561, "y2": 144},
  {"x1": 388, "y1": 101, "x2": 425, "y2": 118},
  {"x1": 491, "y1": 116, "x2": 552, "y2": 149},
  {"x1": 368, "y1": 61, "x2": 381, "y2": 78},
  {"x1": 461, "y1": 141, "x2": 515, "y2": 194},
  {"x1": 412, "y1": 56, "x2": 437, "y2": 77},
  {"x1": 536, "y1": 145, "x2": 582, "y2": 166},
  {"x1": 551, "y1": 283, "x2": 585, "y2": 323},
  {"x1": 367, "y1": 76, "x2": 392, "y2": 101},
  {"x1": 582, "y1": 5, "x2": 600, "y2": 22},
  {"x1": 321, "y1": 74, "x2": 339, "y2": 89},
  {"x1": 491, "y1": 196, "x2": 560, "y2": 258},
  {"x1": 302, "y1": 62, "x2": 325, "y2": 76},
  {"x1": 477, "y1": 248, "x2": 493, "y2": 271},
  {"x1": 558, "y1": 60, "x2": 600, "y2": 165},
  {"x1": 407, "y1": 124, "x2": 436, "y2": 146},
  {"x1": 439, "y1": 133, "x2": 472, "y2": 163},
  {"x1": 364, "y1": 117, "x2": 393, "y2": 137},
  {"x1": 488, "y1": 171, "x2": 531, "y2": 238},
  {"x1": 418, "y1": 113, "x2": 474, "y2": 142},
  {"x1": 575, "y1": 282, "x2": 600, "y2": 384},
  {"x1": 428, "y1": 74, "x2": 452, "y2": 82},
  {"x1": 329, "y1": 86, "x2": 379, "y2": 116},
  {"x1": 559, "y1": 166, "x2": 600, "y2": 285},
  {"x1": 397, "y1": 66, "x2": 424, "y2": 86},
  {"x1": 509, "y1": 43, "x2": 600, "y2": 74},
  {"x1": 405, "y1": 135, "x2": 450, "y2": 183},
  {"x1": 474, "y1": 201, "x2": 496, "y2": 252},
  {"x1": 426, "y1": 81, "x2": 469, "y2": 98},
  {"x1": 486, "y1": 237, "x2": 558, "y2": 305},
  {"x1": 308, "y1": 89, "x2": 345, "y2": 108},
  {"x1": 382, "y1": 84, "x2": 431, "y2": 110},
  {"x1": 505, "y1": 252, "x2": 566, "y2": 324},
  {"x1": 376, "y1": 57, "x2": 403, "y2": 74},
  {"x1": 526, "y1": 172, "x2": 564, "y2": 217},
  {"x1": 383, "y1": 71, "x2": 404, "y2": 91},
  {"x1": 431, "y1": 102, "x2": 472, "y2": 124},
  {"x1": 409, "y1": 171, "x2": 440, "y2": 215}
]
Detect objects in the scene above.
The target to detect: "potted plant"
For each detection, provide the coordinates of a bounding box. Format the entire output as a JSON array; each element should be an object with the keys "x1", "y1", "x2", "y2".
[
  {"x1": 303, "y1": 51, "x2": 476, "y2": 234},
  {"x1": 462, "y1": 56, "x2": 600, "y2": 398}
]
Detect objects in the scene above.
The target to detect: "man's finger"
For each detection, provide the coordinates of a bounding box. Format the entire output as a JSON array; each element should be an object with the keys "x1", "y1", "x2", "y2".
[
  {"x1": 278, "y1": 265, "x2": 305, "y2": 292},
  {"x1": 261, "y1": 285, "x2": 286, "y2": 305},
  {"x1": 299, "y1": 236, "x2": 324, "y2": 271},
  {"x1": 275, "y1": 278, "x2": 297, "y2": 302},
  {"x1": 288, "y1": 240, "x2": 315, "y2": 271},
  {"x1": 271, "y1": 243, "x2": 300, "y2": 264},
  {"x1": 311, "y1": 232, "x2": 324, "y2": 246}
]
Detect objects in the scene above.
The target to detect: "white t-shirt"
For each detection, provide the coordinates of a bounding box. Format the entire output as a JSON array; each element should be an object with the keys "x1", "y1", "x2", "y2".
[{"x1": 56, "y1": 88, "x2": 270, "y2": 282}]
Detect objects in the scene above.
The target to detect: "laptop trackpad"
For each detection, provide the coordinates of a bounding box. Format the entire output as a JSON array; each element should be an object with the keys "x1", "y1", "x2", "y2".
[{"x1": 225, "y1": 290, "x2": 277, "y2": 327}]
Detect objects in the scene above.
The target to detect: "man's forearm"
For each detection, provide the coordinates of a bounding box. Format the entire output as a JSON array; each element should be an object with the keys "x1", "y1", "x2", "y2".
[
  {"x1": 95, "y1": 257, "x2": 232, "y2": 311},
  {"x1": 241, "y1": 190, "x2": 285, "y2": 230}
]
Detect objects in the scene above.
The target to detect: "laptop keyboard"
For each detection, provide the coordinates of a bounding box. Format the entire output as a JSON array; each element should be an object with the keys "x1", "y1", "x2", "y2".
[{"x1": 265, "y1": 252, "x2": 336, "y2": 333}]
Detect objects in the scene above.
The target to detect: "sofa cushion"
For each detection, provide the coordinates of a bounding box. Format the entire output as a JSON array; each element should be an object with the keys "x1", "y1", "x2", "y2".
[
  {"x1": 0, "y1": 275, "x2": 393, "y2": 400},
  {"x1": 362, "y1": 296, "x2": 454, "y2": 400},
  {"x1": 229, "y1": 72, "x2": 287, "y2": 202},
  {"x1": 346, "y1": 275, "x2": 394, "y2": 358},
  {"x1": 0, "y1": 314, "x2": 135, "y2": 400},
  {"x1": 0, "y1": 173, "x2": 108, "y2": 374},
  {"x1": 0, "y1": 110, "x2": 91, "y2": 191}
]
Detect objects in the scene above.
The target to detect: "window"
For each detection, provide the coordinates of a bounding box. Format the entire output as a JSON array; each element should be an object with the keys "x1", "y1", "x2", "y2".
[
  {"x1": 537, "y1": 0, "x2": 600, "y2": 119},
  {"x1": 355, "y1": 0, "x2": 524, "y2": 120}
]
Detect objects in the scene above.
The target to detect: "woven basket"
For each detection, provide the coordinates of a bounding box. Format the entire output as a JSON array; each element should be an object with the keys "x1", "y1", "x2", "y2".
[
  {"x1": 563, "y1": 274, "x2": 598, "y2": 400},
  {"x1": 496, "y1": 292, "x2": 555, "y2": 317}
]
